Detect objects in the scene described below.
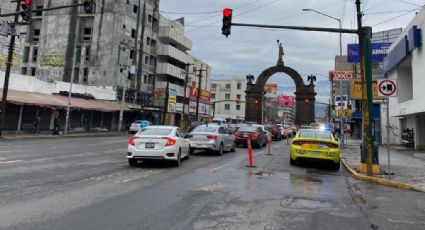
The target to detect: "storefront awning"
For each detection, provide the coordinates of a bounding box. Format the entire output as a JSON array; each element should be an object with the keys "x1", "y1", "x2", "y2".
[
  {"x1": 54, "y1": 95, "x2": 129, "y2": 112},
  {"x1": 0, "y1": 89, "x2": 67, "y2": 108}
]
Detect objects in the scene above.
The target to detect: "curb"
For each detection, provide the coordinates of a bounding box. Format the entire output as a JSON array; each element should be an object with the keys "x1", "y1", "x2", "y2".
[
  {"x1": 1, "y1": 132, "x2": 129, "y2": 140},
  {"x1": 341, "y1": 157, "x2": 424, "y2": 193}
]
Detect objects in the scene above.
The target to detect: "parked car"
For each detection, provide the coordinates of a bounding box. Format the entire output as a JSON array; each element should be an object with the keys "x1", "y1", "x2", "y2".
[
  {"x1": 129, "y1": 120, "x2": 152, "y2": 134},
  {"x1": 265, "y1": 124, "x2": 282, "y2": 141},
  {"x1": 290, "y1": 128, "x2": 340, "y2": 170},
  {"x1": 188, "y1": 124, "x2": 236, "y2": 155},
  {"x1": 127, "y1": 126, "x2": 190, "y2": 167},
  {"x1": 234, "y1": 125, "x2": 267, "y2": 148},
  {"x1": 229, "y1": 123, "x2": 249, "y2": 134}
]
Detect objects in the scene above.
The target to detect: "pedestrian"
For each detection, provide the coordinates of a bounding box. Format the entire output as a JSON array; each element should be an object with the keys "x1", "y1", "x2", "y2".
[
  {"x1": 53, "y1": 116, "x2": 60, "y2": 135},
  {"x1": 32, "y1": 115, "x2": 41, "y2": 134}
]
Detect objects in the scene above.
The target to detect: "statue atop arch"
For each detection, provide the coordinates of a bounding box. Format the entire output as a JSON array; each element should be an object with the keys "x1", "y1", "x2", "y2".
[{"x1": 277, "y1": 40, "x2": 284, "y2": 66}]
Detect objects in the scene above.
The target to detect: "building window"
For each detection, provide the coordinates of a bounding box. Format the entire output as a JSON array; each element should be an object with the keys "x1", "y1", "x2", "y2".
[
  {"x1": 123, "y1": 24, "x2": 126, "y2": 29},
  {"x1": 144, "y1": 56, "x2": 149, "y2": 64},
  {"x1": 84, "y1": 46, "x2": 91, "y2": 62},
  {"x1": 225, "y1": 104, "x2": 230, "y2": 110},
  {"x1": 146, "y1": 37, "x2": 151, "y2": 45},
  {"x1": 225, "y1": 84, "x2": 230, "y2": 89},
  {"x1": 32, "y1": 29, "x2": 40, "y2": 42},
  {"x1": 236, "y1": 104, "x2": 241, "y2": 110},
  {"x1": 83, "y1": 27, "x2": 92, "y2": 41},
  {"x1": 131, "y1": 29, "x2": 136, "y2": 38},
  {"x1": 211, "y1": 84, "x2": 216, "y2": 90},
  {"x1": 143, "y1": 75, "x2": 148, "y2": 84},
  {"x1": 225, "y1": 93, "x2": 230, "y2": 100},
  {"x1": 83, "y1": 67, "x2": 89, "y2": 82},
  {"x1": 32, "y1": 47, "x2": 38, "y2": 62},
  {"x1": 151, "y1": 40, "x2": 156, "y2": 47},
  {"x1": 133, "y1": 4, "x2": 138, "y2": 14},
  {"x1": 148, "y1": 75, "x2": 154, "y2": 84},
  {"x1": 35, "y1": 5, "x2": 43, "y2": 16},
  {"x1": 149, "y1": 55, "x2": 156, "y2": 65},
  {"x1": 21, "y1": 67, "x2": 27, "y2": 75},
  {"x1": 23, "y1": 47, "x2": 30, "y2": 63},
  {"x1": 148, "y1": 15, "x2": 152, "y2": 23},
  {"x1": 129, "y1": 50, "x2": 134, "y2": 59},
  {"x1": 126, "y1": 0, "x2": 130, "y2": 4},
  {"x1": 211, "y1": 93, "x2": 215, "y2": 99},
  {"x1": 31, "y1": 67, "x2": 36, "y2": 76},
  {"x1": 237, "y1": 83, "x2": 241, "y2": 90}
]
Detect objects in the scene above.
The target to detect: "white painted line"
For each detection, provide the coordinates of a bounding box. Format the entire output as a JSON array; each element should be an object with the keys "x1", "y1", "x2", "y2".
[{"x1": 208, "y1": 163, "x2": 230, "y2": 172}]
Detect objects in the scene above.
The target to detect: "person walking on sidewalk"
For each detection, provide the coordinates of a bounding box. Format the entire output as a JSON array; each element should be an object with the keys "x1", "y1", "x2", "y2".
[
  {"x1": 32, "y1": 115, "x2": 41, "y2": 134},
  {"x1": 53, "y1": 116, "x2": 60, "y2": 135}
]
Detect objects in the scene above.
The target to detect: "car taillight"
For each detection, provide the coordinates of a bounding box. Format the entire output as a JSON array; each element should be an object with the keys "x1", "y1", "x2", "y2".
[
  {"x1": 207, "y1": 135, "x2": 217, "y2": 140},
  {"x1": 234, "y1": 131, "x2": 241, "y2": 136},
  {"x1": 163, "y1": 137, "x2": 176, "y2": 146},
  {"x1": 128, "y1": 136, "x2": 139, "y2": 146}
]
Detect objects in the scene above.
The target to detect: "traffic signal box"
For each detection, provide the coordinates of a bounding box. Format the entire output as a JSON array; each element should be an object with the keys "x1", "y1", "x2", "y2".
[
  {"x1": 222, "y1": 8, "x2": 232, "y2": 37},
  {"x1": 20, "y1": 0, "x2": 32, "y2": 23}
]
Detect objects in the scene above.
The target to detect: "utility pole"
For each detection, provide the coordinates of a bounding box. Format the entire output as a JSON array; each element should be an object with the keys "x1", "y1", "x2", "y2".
[
  {"x1": 162, "y1": 80, "x2": 170, "y2": 125},
  {"x1": 195, "y1": 64, "x2": 204, "y2": 121},
  {"x1": 0, "y1": 1, "x2": 21, "y2": 138},
  {"x1": 180, "y1": 63, "x2": 190, "y2": 128}
]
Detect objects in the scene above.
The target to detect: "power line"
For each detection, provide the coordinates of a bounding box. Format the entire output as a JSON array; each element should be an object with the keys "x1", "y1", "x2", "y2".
[
  {"x1": 372, "y1": 7, "x2": 420, "y2": 26},
  {"x1": 159, "y1": 10, "x2": 220, "y2": 15},
  {"x1": 365, "y1": 9, "x2": 418, "y2": 14},
  {"x1": 398, "y1": 0, "x2": 423, "y2": 7}
]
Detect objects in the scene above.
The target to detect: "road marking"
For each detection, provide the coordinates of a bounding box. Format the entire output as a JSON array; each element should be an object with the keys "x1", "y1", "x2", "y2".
[
  {"x1": 0, "y1": 160, "x2": 24, "y2": 165},
  {"x1": 387, "y1": 218, "x2": 425, "y2": 225},
  {"x1": 199, "y1": 183, "x2": 223, "y2": 192},
  {"x1": 208, "y1": 163, "x2": 229, "y2": 172},
  {"x1": 114, "y1": 170, "x2": 164, "y2": 184}
]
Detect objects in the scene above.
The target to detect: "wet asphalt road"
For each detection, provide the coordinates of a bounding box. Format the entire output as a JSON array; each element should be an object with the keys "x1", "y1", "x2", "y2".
[{"x1": 0, "y1": 136, "x2": 424, "y2": 230}]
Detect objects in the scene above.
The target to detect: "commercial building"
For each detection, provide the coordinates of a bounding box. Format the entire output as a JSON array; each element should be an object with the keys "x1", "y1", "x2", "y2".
[
  {"x1": 155, "y1": 16, "x2": 211, "y2": 126},
  {"x1": 2, "y1": 0, "x2": 159, "y2": 94},
  {"x1": 211, "y1": 78, "x2": 246, "y2": 122},
  {"x1": 385, "y1": 8, "x2": 424, "y2": 149}
]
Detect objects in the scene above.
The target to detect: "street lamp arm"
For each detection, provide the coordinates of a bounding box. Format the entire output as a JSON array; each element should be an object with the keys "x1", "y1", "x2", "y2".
[{"x1": 302, "y1": 9, "x2": 340, "y2": 22}]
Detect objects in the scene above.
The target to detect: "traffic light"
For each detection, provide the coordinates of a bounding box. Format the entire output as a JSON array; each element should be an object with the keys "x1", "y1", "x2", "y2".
[
  {"x1": 304, "y1": 98, "x2": 310, "y2": 104},
  {"x1": 254, "y1": 99, "x2": 259, "y2": 106},
  {"x1": 222, "y1": 8, "x2": 232, "y2": 37},
  {"x1": 20, "y1": 0, "x2": 32, "y2": 23},
  {"x1": 83, "y1": 1, "x2": 95, "y2": 13}
]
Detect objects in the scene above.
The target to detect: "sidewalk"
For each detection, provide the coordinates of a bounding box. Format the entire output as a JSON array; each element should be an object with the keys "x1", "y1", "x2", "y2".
[
  {"x1": 342, "y1": 138, "x2": 425, "y2": 192},
  {"x1": 1, "y1": 130, "x2": 128, "y2": 140}
]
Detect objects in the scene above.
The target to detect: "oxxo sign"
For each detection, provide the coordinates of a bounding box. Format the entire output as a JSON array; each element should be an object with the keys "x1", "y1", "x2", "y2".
[{"x1": 378, "y1": 79, "x2": 397, "y2": 97}]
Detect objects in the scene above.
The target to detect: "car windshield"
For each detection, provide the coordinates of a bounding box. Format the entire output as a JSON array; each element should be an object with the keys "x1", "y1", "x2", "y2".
[
  {"x1": 192, "y1": 126, "x2": 218, "y2": 133},
  {"x1": 238, "y1": 126, "x2": 257, "y2": 132},
  {"x1": 138, "y1": 128, "x2": 172, "y2": 136},
  {"x1": 299, "y1": 129, "x2": 332, "y2": 140}
]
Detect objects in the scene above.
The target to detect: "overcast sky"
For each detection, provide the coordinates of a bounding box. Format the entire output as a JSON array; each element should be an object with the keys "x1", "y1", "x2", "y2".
[{"x1": 160, "y1": 0, "x2": 424, "y2": 103}]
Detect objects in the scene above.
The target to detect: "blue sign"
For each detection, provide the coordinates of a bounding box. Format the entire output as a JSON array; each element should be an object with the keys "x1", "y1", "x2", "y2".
[{"x1": 347, "y1": 43, "x2": 392, "y2": 63}]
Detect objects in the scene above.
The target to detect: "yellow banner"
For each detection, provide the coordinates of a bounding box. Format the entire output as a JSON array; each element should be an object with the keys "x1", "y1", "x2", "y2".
[{"x1": 350, "y1": 79, "x2": 383, "y2": 100}]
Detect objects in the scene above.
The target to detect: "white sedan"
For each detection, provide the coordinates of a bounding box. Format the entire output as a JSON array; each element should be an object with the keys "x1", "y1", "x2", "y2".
[{"x1": 127, "y1": 126, "x2": 190, "y2": 167}]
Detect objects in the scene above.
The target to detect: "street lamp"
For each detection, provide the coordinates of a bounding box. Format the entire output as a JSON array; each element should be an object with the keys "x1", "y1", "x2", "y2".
[{"x1": 303, "y1": 8, "x2": 344, "y2": 147}]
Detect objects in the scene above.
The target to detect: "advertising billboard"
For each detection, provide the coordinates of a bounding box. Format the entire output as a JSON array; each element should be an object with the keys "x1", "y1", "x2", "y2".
[
  {"x1": 347, "y1": 43, "x2": 391, "y2": 63},
  {"x1": 278, "y1": 95, "x2": 295, "y2": 107}
]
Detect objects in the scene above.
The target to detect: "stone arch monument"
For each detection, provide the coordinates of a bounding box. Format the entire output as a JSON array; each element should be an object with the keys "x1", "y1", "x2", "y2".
[{"x1": 245, "y1": 42, "x2": 316, "y2": 125}]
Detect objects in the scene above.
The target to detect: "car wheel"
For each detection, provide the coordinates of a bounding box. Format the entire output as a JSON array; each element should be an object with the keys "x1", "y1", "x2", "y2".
[
  {"x1": 290, "y1": 157, "x2": 296, "y2": 166},
  {"x1": 332, "y1": 161, "x2": 340, "y2": 171},
  {"x1": 230, "y1": 142, "x2": 236, "y2": 152},
  {"x1": 217, "y1": 143, "x2": 224, "y2": 156},
  {"x1": 173, "y1": 150, "x2": 181, "y2": 167},
  {"x1": 128, "y1": 158, "x2": 138, "y2": 167}
]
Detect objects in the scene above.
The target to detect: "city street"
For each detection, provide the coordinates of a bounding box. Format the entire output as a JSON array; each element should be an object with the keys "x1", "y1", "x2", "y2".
[{"x1": 0, "y1": 136, "x2": 424, "y2": 230}]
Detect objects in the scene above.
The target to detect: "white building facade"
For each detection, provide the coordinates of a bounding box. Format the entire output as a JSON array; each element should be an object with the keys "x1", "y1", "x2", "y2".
[
  {"x1": 384, "y1": 8, "x2": 424, "y2": 149},
  {"x1": 211, "y1": 78, "x2": 246, "y2": 122}
]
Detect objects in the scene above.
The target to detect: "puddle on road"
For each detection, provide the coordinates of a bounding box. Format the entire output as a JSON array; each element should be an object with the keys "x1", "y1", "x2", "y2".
[
  {"x1": 280, "y1": 196, "x2": 337, "y2": 209},
  {"x1": 290, "y1": 174, "x2": 322, "y2": 184}
]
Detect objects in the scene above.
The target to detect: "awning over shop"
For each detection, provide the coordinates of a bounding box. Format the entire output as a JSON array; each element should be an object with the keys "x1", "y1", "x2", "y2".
[
  {"x1": 0, "y1": 89, "x2": 128, "y2": 112},
  {"x1": 0, "y1": 89, "x2": 67, "y2": 108},
  {"x1": 54, "y1": 95, "x2": 129, "y2": 112}
]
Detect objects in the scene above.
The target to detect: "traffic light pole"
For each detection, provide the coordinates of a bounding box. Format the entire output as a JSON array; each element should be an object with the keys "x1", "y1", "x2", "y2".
[{"x1": 0, "y1": 1, "x2": 21, "y2": 138}]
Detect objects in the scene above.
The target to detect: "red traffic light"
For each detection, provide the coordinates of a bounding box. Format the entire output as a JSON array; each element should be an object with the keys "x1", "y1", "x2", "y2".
[
  {"x1": 254, "y1": 99, "x2": 259, "y2": 105},
  {"x1": 223, "y1": 8, "x2": 232, "y2": 17},
  {"x1": 304, "y1": 99, "x2": 310, "y2": 104},
  {"x1": 24, "y1": 0, "x2": 31, "y2": 5}
]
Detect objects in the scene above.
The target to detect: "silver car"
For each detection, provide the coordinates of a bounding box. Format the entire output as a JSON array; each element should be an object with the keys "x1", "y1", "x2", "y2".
[{"x1": 189, "y1": 124, "x2": 236, "y2": 155}]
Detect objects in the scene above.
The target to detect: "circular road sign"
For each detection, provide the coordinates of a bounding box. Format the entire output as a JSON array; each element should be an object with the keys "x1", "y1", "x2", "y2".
[{"x1": 378, "y1": 79, "x2": 396, "y2": 96}]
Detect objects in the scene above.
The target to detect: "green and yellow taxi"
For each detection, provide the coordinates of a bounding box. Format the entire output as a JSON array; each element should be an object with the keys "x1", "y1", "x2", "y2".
[{"x1": 290, "y1": 128, "x2": 340, "y2": 170}]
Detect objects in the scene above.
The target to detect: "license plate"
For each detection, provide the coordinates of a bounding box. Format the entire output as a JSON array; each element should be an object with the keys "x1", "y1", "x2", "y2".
[
  {"x1": 311, "y1": 151, "x2": 320, "y2": 156},
  {"x1": 145, "y1": 143, "x2": 155, "y2": 148}
]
